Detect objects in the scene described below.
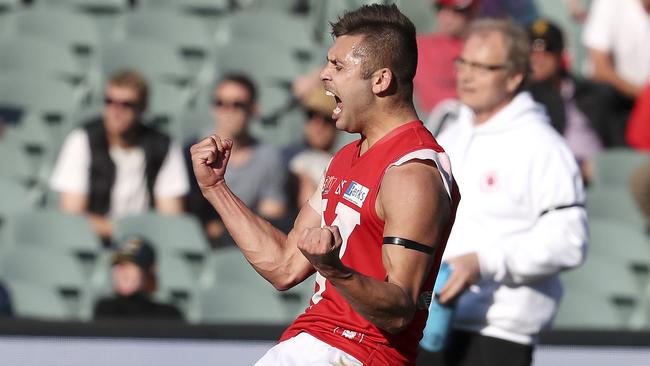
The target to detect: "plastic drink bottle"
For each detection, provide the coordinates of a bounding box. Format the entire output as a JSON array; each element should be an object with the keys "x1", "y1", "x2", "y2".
[{"x1": 420, "y1": 261, "x2": 454, "y2": 352}]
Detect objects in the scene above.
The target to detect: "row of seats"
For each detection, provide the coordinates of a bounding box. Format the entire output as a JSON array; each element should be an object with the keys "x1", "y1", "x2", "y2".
[
  {"x1": 553, "y1": 149, "x2": 650, "y2": 330},
  {"x1": 0, "y1": 209, "x2": 316, "y2": 323}
]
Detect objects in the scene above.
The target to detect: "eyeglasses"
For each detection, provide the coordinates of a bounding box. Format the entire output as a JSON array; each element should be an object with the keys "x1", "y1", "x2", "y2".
[
  {"x1": 453, "y1": 57, "x2": 508, "y2": 74},
  {"x1": 104, "y1": 96, "x2": 140, "y2": 110},
  {"x1": 212, "y1": 98, "x2": 251, "y2": 111}
]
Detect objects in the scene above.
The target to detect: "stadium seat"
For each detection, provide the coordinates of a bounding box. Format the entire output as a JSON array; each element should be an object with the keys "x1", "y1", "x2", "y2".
[
  {"x1": 220, "y1": 11, "x2": 313, "y2": 54},
  {"x1": 586, "y1": 187, "x2": 646, "y2": 228},
  {"x1": 198, "y1": 282, "x2": 290, "y2": 325},
  {"x1": 0, "y1": 177, "x2": 31, "y2": 247},
  {"x1": 0, "y1": 36, "x2": 85, "y2": 82},
  {"x1": 12, "y1": 7, "x2": 101, "y2": 63},
  {"x1": 155, "y1": 251, "x2": 201, "y2": 322},
  {"x1": 215, "y1": 41, "x2": 304, "y2": 86},
  {"x1": 138, "y1": 0, "x2": 229, "y2": 16},
  {"x1": 3, "y1": 278, "x2": 74, "y2": 321},
  {"x1": 113, "y1": 213, "x2": 210, "y2": 258},
  {"x1": 0, "y1": 246, "x2": 92, "y2": 320},
  {"x1": 144, "y1": 80, "x2": 195, "y2": 141},
  {"x1": 99, "y1": 39, "x2": 193, "y2": 87},
  {"x1": 553, "y1": 288, "x2": 633, "y2": 329},
  {"x1": 591, "y1": 148, "x2": 649, "y2": 188},
  {"x1": 39, "y1": 0, "x2": 129, "y2": 13},
  {"x1": 199, "y1": 247, "x2": 271, "y2": 290},
  {"x1": 0, "y1": 140, "x2": 35, "y2": 187},
  {"x1": 561, "y1": 254, "x2": 642, "y2": 328},
  {"x1": 588, "y1": 218, "x2": 650, "y2": 288}
]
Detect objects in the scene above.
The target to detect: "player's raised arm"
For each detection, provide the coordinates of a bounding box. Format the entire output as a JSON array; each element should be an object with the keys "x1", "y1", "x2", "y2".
[{"x1": 190, "y1": 134, "x2": 317, "y2": 290}]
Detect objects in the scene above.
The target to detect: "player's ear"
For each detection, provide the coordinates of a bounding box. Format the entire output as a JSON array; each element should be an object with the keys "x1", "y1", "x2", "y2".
[{"x1": 371, "y1": 68, "x2": 393, "y2": 95}]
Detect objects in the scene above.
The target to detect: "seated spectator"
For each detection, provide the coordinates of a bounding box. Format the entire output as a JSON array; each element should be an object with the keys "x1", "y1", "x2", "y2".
[
  {"x1": 284, "y1": 85, "x2": 338, "y2": 209},
  {"x1": 49, "y1": 70, "x2": 189, "y2": 243},
  {"x1": 581, "y1": 0, "x2": 650, "y2": 146},
  {"x1": 185, "y1": 74, "x2": 288, "y2": 247},
  {"x1": 414, "y1": 0, "x2": 477, "y2": 115},
  {"x1": 94, "y1": 236, "x2": 183, "y2": 321},
  {"x1": 526, "y1": 19, "x2": 605, "y2": 183}
]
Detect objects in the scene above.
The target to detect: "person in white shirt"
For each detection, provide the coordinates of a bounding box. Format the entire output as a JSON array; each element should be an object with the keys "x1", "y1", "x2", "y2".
[
  {"x1": 427, "y1": 19, "x2": 588, "y2": 366},
  {"x1": 50, "y1": 70, "x2": 189, "y2": 241}
]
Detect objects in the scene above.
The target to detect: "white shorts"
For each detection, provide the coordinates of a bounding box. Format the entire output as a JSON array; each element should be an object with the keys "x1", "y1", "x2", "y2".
[{"x1": 254, "y1": 332, "x2": 363, "y2": 366}]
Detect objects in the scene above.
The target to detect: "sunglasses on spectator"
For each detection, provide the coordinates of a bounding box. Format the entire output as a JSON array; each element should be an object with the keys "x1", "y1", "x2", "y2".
[
  {"x1": 453, "y1": 57, "x2": 508, "y2": 74},
  {"x1": 213, "y1": 98, "x2": 252, "y2": 111},
  {"x1": 434, "y1": 3, "x2": 472, "y2": 14},
  {"x1": 306, "y1": 109, "x2": 335, "y2": 124},
  {"x1": 104, "y1": 96, "x2": 140, "y2": 110}
]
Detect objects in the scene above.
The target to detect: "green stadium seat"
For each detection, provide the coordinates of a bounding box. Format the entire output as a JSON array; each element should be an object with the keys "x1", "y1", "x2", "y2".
[
  {"x1": 0, "y1": 246, "x2": 92, "y2": 320},
  {"x1": 588, "y1": 218, "x2": 650, "y2": 288},
  {"x1": 3, "y1": 278, "x2": 74, "y2": 321},
  {"x1": 554, "y1": 288, "x2": 633, "y2": 330},
  {"x1": 0, "y1": 140, "x2": 35, "y2": 187},
  {"x1": 198, "y1": 282, "x2": 290, "y2": 325},
  {"x1": 199, "y1": 247, "x2": 270, "y2": 290},
  {"x1": 99, "y1": 39, "x2": 193, "y2": 86},
  {"x1": 591, "y1": 148, "x2": 649, "y2": 188},
  {"x1": 13, "y1": 7, "x2": 101, "y2": 61},
  {"x1": 586, "y1": 187, "x2": 646, "y2": 228},
  {"x1": 0, "y1": 36, "x2": 84, "y2": 82},
  {"x1": 39, "y1": 0, "x2": 129, "y2": 13},
  {"x1": 138, "y1": 0, "x2": 229, "y2": 16}
]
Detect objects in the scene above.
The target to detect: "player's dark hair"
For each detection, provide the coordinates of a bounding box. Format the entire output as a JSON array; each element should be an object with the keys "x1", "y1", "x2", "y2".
[{"x1": 330, "y1": 4, "x2": 418, "y2": 99}]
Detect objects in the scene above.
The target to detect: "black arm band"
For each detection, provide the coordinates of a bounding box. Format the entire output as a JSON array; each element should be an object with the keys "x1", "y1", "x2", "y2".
[{"x1": 383, "y1": 237, "x2": 434, "y2": 255}]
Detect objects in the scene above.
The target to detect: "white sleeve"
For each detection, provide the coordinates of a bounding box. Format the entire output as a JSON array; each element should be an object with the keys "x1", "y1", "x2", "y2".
[
  {"x1": 582, "y1": 0, "x2": 613, "y2": 52},
  {"x1": 153, "y1": 142, "x2": 190, "y2": 198},
  {"x1": 476, "y1": 145, "x2": 588, "y2": 285},
  {"x1": 49, "y1": 129, "x2": 91, "y2": 194}
]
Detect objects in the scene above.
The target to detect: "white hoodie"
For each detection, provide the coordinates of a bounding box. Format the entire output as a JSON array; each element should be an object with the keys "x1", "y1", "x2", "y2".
[{"x1": 436, "y1": 92, "x2": 588, "y2": 345}]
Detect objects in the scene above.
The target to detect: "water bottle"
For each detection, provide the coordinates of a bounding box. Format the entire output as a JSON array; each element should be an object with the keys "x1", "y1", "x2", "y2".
[{"x1": 420, "y1": 261, "x2": 455, "y2": 352}]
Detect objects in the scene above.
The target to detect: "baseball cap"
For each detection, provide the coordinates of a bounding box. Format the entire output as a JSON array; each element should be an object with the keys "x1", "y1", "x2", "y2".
[
  {"x1": 435, "y1": 0, "x2": 478, "y2": 11},
  {"x1": 112, "y1": 235, "x2": 156, "y2": 271},
  {"x1": 528, "y1": 19, "x2": 564, "y2": 54}
]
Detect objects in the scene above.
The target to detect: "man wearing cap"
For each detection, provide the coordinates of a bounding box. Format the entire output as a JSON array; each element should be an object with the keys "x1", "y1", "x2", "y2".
[
  {"x1": 94, "y1": 236, "x2": 183, "y2": 321},
  {"x1": 414, "y1": 0, "x2": 477, "y2": 116},
  {"x1": 526, "y1": 19, "x2": 605, "y2": 183}
]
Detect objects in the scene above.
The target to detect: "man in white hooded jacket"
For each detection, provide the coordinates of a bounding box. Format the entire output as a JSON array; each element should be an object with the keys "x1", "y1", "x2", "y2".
[{"x1": 430, "y1": 19, "x2": 588, "y2": 366}]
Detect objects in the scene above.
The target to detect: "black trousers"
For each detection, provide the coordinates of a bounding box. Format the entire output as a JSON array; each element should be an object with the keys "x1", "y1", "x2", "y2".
[{"x1": 417, "y1": 330, "x2": 534, "y2": 366}]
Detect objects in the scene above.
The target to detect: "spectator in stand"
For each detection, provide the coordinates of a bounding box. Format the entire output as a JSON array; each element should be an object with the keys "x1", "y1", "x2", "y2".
[
  {"x1": 414, "y1": 0, "x2": 478, "y2": 115},
  {"x1": 526, "y1": 19, "x2": 605, "y2": 183},
  {"x1": 49, "y1": 70, "x2": 189, "y2": 244},
  {"x1": 582, "y1": 0, "x2": 650, "y2": 146},
  {"x1": 94, "y1": 235, "x2": 183, "y2": 321},
  {"x1": 284, "y1": 85, "x2": 338, "y2": 210},
  {"x1": 184, "y1": 74, "x2": 288, "y2": 247}
]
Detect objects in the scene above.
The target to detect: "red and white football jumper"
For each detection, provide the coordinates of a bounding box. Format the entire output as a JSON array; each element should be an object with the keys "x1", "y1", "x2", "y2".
[{"x1": 280, "y1": 120, "x2": 459, "y2": 365}]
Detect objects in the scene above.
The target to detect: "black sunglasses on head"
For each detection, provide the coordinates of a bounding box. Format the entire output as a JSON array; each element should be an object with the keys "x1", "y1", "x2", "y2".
[{"x1": 104, "y1": 96, "x2": 140, "y2": 110}]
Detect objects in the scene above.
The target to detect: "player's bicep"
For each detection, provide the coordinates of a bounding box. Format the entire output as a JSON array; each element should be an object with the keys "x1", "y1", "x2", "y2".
[{"x1": 379, "y1": 162, "x2": 451, "y2": 303}]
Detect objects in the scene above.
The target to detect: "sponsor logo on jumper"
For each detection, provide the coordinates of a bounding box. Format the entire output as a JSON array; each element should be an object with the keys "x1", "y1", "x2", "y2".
[
  {"x1": 334, "y1": 327, "x2": 365, "y2": 344},
  {"x1": 335, "y1": 179, "x2": 348, "y2": 196},
  {"x1": 322, "y1": 176, "x2": 338, "y2": 195},
  {"x1": 342, "y1": 181, "x2": 369, "y2": 207}
]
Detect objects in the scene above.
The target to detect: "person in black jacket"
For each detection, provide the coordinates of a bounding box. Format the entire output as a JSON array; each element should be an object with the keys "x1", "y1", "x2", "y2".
[
  {"x1": 526, "y1": 19, "x2": 607, "y2": 183},
  {"x1": 94, "y1": 236, "x2": 183, "y2": 321},
  {"x1": 49, "y1": 70, "x2": 189, "y2": 243}
]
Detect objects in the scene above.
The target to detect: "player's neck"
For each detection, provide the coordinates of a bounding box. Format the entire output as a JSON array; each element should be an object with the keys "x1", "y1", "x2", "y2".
[{"x1": 359, "y1": 103, "x2": 419, "y2": 155}]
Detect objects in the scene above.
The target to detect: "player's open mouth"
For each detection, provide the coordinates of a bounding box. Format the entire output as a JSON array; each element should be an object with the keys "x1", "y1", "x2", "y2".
[{"x1": 326, "y1": 90, "x2": 343, "y2": 120}]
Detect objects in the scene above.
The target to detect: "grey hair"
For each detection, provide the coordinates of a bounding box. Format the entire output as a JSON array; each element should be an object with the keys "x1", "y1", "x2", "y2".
[{"x1": 466, "y1": 18, "x2": 530, "y2": 77}]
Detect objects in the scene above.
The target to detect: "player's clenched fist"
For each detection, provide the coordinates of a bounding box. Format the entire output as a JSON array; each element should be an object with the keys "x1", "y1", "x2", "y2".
[
  {"x1": 190, "y1": 135, "x2": 233, "y2": 191},
  {"x1": 297, "y1": 226, "x2": 345, "y2": 273}
]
